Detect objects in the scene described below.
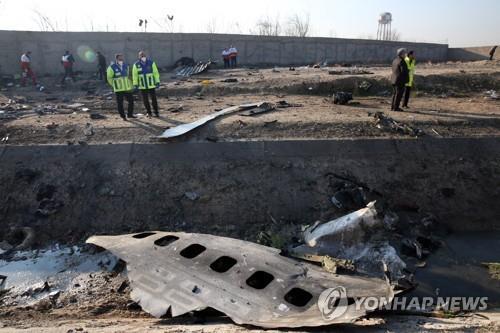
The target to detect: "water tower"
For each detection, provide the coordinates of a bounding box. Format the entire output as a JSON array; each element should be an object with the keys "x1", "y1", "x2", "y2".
[{"x1": 377, "y1": 12, "x2": 392, "y2": 40}]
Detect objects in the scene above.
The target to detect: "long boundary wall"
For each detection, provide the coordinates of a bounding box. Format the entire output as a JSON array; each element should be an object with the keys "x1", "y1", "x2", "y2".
[
  {"x1": 0, "y1": 30, "x2": 448, "y2": 75},
  {"x1": 448, "y1": 46, "x2": 496, "y2": 61}
]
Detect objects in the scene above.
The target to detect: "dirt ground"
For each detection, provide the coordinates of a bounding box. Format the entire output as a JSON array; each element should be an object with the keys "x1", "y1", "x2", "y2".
[
  {"x1": 1, "y1": 60, "x2": 499, "y2": 332},
  {"x1": 0, "y1": 60, "x2": 499, "y2": 145},
  {"x1": 0, "y1": 267, "x2": 498, "y2": 333},
  {"x1": 1, "y1": 314, "x2": 499, "y2": 333}
]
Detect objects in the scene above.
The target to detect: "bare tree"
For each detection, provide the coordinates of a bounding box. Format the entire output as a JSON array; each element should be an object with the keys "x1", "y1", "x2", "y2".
[
  {"x1": 153, "y1": 14, "x2": 175, "y2": 33},
  {"x1": 32, "y1": 9, "x2": 57, "y2": 31},
  {"x1": 389, "y1": 30, "x2": 401, "y2": 41},
  {"x1": 205, "y1": 17, "x2": 218, "y2": 34},
  {"x1": 165, "y1": 14, "x2": 175, "y2": 33},
  {"x1": 285, "y1": 13, "x2": 310, "y2": 37},
  {"x1": 254, "y1": 15, "x2": 281, "y2": 36}
]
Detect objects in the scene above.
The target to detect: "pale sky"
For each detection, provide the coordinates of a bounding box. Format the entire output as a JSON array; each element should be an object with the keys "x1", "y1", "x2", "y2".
[{"x1": 0, "y1": 0, "x2": 498, "y2": 47}]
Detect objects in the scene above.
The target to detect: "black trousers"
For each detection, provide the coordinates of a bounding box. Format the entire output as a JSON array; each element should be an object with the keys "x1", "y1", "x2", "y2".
[
  {"x1": 61, "y1": 66, "x2": 75, "y2": 83},
  {"x1": 391, "y1": 84, "x2": 405, "y2": 110},
  {"x1": 116, "y1": 92, "x2": 134, "y2": 118},
  {"x1": 141, "y1": 89, "x2": 158, "y2": 115},
  {"x1": 403, "y1": 86, "x2": 412, "y2": 107},
  {"x1": 98, "y1": 66, "x2": 106, "y2": 80},
  {"x1": 230, "y1": 57, "x2": 237, "y2": 68}
]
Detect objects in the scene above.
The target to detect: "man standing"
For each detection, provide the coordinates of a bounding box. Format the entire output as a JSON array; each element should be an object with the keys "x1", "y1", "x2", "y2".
[
  {"x1": 489, "y1": 46, "x2": 497, "y2": 61},
  {"x1": 403, "y1": 51, "x2": 416, "y2": 108},
  {"x1": 107, "y1": 54, "x2": 135, "y2": 121},
  {"x1": 132, "y1": 51, "x2": 160, "y2": 117},
  {"x1": 20, "y1": 51, "x2": 37, "y2": 86},
  {"x1": 61, "y1": 50, "x2": 76, "y2": 84},
  {"x1": 228, "y1": 45, "x2": 238, "y2": 68},
  {"x1": 391, "y1": 48, "x2": 409, "y2": 112},
  {"x1": 96, "y1": 51, "x2": 107, "y2": 81},
  {"x1": 222, "y1": 48, "x2": 230, "y2": 68}
]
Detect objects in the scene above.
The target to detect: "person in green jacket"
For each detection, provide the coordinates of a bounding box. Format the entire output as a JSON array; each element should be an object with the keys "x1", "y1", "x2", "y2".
[
  {"x1": 132, "y1": 51, "x2": 160, "y2": 117},
  {"x1": 107, "y1": 54, "x2": 135, "y2": 120},
  {"x1": 403, "y1": 50, "x2": 416, "y2": 108}
]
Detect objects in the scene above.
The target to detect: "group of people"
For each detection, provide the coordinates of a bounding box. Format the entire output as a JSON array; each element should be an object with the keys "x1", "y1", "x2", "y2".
[
  {"x1": 390, "y1": 48, "x2": 416, "y2": 111},
  {"x1": 106, "y1": 51, "x2": 161, "y2": 120},
  {"x1": 20, "y1": 50, "x2": 78, "y2": 86},
  {"x1": 221, "y1": 46, "x2": 238, "y2": 68},
  {"x1": 20, "y1": 45, "x2": 423, "y2": 120},
  {"x1": 20, "y1": 50, "x2": 161, "y2": 120}
]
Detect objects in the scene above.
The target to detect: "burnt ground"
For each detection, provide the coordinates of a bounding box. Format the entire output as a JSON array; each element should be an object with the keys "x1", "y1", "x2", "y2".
[
  {"x1": 0, "y1": 60, "x2": 499, "y2": 144},
  {"x1": 0, "y1": 60, "x2": 499, "y2": 332}
]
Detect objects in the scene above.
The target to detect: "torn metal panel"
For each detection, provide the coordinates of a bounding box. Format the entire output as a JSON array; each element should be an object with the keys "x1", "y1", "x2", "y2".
[
  {"x1": 304, "y1": 201, "x2": 379, "y2": 248},
  {"x1": 87, "y1": 232, "x2": 394, "y2": 328},
  {"x1": 158, "y1": 103, "x2": 263, "y2": 139},
  {"x1": 176, "y1": 61, "x2": 212, "y2": 77},
  {"x1": 293, "y1": 202, "x2": 407, "y2": 280}
]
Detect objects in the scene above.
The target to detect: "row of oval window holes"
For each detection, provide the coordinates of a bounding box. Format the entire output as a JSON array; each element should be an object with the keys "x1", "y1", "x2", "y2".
[{"x1": 132, "y1": 232, "x2": 313, "y2": 307}]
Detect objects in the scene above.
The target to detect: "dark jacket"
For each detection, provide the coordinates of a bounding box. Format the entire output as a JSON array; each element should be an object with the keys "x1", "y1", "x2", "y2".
[
  {"x1": 97, "y1": 54, "x2": 107, "y2": 68},
  {"x1": 391, "y1": 56, "x2": 409, "y2": 86}
]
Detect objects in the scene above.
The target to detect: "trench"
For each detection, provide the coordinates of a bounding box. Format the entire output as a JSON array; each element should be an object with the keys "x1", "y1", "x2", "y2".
[
  {"x1": 1, "y1": 137, "x2": 500, "y2": 304},
  {"x1": 159, "y1": 72, "x2": 500, "y2": 98},
  {"x1": 1, "y1": 137, "x2": 499, "y2": 238}
]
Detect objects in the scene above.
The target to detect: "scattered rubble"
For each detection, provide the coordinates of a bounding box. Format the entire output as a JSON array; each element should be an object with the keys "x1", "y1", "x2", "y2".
[
  {"x1": 276, "y1": 100, "x2": 303, "y2": 108},
  {"x1": 482, "y1": 262, "x2": 500, "y2": 280},
  {"x1": 359, "y1": 80, "x2": 373, "y2": 91},
  {"x1": 83, "y1": 123, "x2": 94, "y2": 136},
  {"x1": 184, "y1": 191, "x2": 200, "y2": 201},
  {"x1": 484, "y1": 90, "x2": 498, "y2": 100},
  {"x1": 240, "y1": 102, "x2": 276, "y2": 116},
  {"x1": 373, "y1": 111, "x2": 424, "y2": 137},
  {"x1": 89, "y1": 113, "x2": 106, "y2": 120},
  {"x1": 0, "y1": 245, "x2": 118, "y2": 310},
  {"x1": 67, "y1": 103, "x2": 85, "y2": 110},
  {"x1": 167, "y1": 105, "x2": 184, "y2": 113},
  {"x1": 329, "y1": 68, "x2": 374, "y2": 75},
  {"x1": 36, "y1": 198, "x2": 64, "y2": 217}
]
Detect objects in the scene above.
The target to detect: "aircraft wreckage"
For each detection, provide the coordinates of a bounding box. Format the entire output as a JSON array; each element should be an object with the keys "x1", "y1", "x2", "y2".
[{"x1": 87, "y1": 230, "x2": 395, "y2": 328}]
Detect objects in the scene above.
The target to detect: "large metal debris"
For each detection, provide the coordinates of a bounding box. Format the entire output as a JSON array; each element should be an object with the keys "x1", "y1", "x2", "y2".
[
  {"x1": 158, "y1": 102, "x2": 263, "y2": 139},
  {"x1": 304, "y1": 201, "x2": 379, "y2": 248},
  {"x1": 176, "y1": 61, "x2": 213, "y2": 77},
  {"x1": 87, "y1": 232, "x2": 394, "y2": 328},
  {"x1": 292, "y1": 202, "x2": 407, "y2": 280}
]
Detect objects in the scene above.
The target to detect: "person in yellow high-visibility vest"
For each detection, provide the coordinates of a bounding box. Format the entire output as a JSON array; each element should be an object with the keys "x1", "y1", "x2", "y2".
[
  {"x1": 132, "y1": 51, "x2": 160, "y2": 117},
  {"x1": 107, "y1": 54, "x2": 135, "y2": 120},
  {"x1": 403, "y1": 50, "x2": 416, "y2": 108}
]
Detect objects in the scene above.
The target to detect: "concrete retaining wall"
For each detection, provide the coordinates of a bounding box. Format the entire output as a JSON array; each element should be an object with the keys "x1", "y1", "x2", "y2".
[
  {"x1": 0, "y1": 30, "x2": 448, "y2": 75},
  {"x1": 0, "y1": 138, "x2": 499, "y2": 244},
  {"x1": 448, "y1": 46, "x2": 497, "y2": 61}
]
